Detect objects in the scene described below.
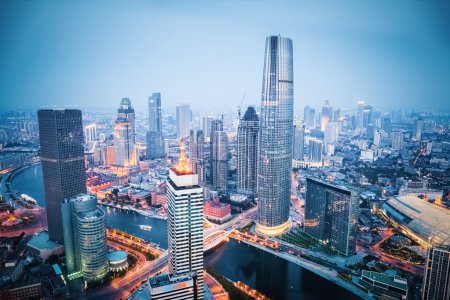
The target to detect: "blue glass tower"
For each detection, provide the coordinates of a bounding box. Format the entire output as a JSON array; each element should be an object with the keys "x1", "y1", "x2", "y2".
[{"x1": 256, "y1": 35, "x2": 294, "y2": 236}]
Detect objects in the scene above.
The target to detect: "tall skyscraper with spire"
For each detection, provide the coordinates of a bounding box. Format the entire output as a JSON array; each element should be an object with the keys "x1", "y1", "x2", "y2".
[
  {"x1": 38, "y1": 109, "x2": 87, "y2": 243},
  {"x1": 166, "y1": 139, "x2": 204, "y2": 299},
  {"x1": 114, "y1": 98, "x2": 137, "y2": 167},
  {"x1": 147, "y1": 93, "x2": 165, "y2": 159},
  {"x1": 256, "y1": 35, "x2": 294, "y2": 236},
  {"x1": 237, "y1": 106, "x2": 259, "y2": 196}
]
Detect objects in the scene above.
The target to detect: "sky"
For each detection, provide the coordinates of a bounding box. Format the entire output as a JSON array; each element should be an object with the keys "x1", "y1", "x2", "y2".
[{"x1": 0, "y1": 0, "x2": 449, "y2": 114}]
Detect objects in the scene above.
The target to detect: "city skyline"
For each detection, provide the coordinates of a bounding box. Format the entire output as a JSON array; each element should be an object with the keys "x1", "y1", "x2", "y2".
[{"x1": 1, "y1": 1, "x2": 450, "y2": 112}]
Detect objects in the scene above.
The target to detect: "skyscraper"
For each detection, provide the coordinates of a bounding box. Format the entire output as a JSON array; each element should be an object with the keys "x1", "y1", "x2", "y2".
[
  {"x1": 320, "y1": 100, "x2": 333, "y2": 131},
  {"x1": 190, "y1": 129, "x2": 205, "y2": 184},
  {"x1": 308, "y1": 138, "x2": 323, "y2": 162},
  {"x1": 256, "y1": 35, "x2": 294, "y2": 236},
  {"x1": 304, "y1": 177, "x2": 359, "y2": 256},
  {"x1": 324, "y1": 122, "x2": 338, "y2": 146},
  {"x1": 293, "y1": 120, "x2": 305, "y2": 161},
  {"x1": 166, "y1": 140, "x2": 204, "y2": 299},
  {"x1": 356, "y1": 100, "x2": 365, "y2": 129},
  {"x1": 176, "y1": 104, "x2": 191, "y2": 138},
  {"x1": 362, "y1": 105, "x2": 373, "y2": 129},
  {"x1": 422, "y1": 246, "x2": 450, "y2": 300},
  {"x1": 202, "y1": 115, "x2": 214, "y2": 141},
  {"x1": 61, "y1": 194, "x2": 108, "y2": 283},
  {"x1": 114, "y1": 98, "x2": 137, "y2": 167},
  {"x1": 237, "y1": 106, "x2": 259, "y2": 196},
  {"x1": 391, "y1": 131, "x2": 404, "y2": 150},
  {"x1": 84, "y1": 123, "x2": 97, "y2": 145},
  {"x1": 38, "y1": 109, "x2": 87, "y2": 243},
  {"x1": 147, "y1": 93, "x2": 165, "y2": 159},
  {"x1": 414, "y1": 118, "x2": 424, "y2": 141},
  {"x1": 211, "y1": 130, "x2": 228, "y2": 193},
  {"x1": 304, "y1": 105, "x2": 315, "y2": 128}
]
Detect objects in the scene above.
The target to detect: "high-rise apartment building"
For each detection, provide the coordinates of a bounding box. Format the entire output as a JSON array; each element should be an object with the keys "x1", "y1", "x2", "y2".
[
  {"x1": 166, "y1": 140, "x2": 204, "y2": 299},
  {"x1": 202, "y1": 116, "x2": 214, "y2": 141},
  {"x1": 304, "y1": 177, "x2": 359, "y2": 256},
  {"x1": 237, "y1": 106, "x2": 259, "y2": 196},
  {"x1": 414, "y1": 118, "x2": 424, "y2": 141},
  {"x1": 147, "y1": 93, "x2": 165, "y2": 159},
  {"x1": 308, "y1": 138, "x2": 323, "y2": 162},
  {"x1": 304, "y1": 105, "x2": 315, "y2": 128},
  {"x1": 38, "y1": 109, "x2": 87, "y2": 243},
  {"x1": 211, "y1": 130, "x2": 228, "y2": 193},
  {"x1": 114, "y1": 98, "x2": 137, "y2": 167},
  {"x1": 190, "y1": 129, "x2": 206, "y2": 184},
  {"x1": 256, "y1": 35, "x2": 294, "y2": 236},
  {"x1": 293, "y1": 121, "x2": 305, "y2": 161},
  {"x1": 84, "y1": 123, "x2": 97, "y2": 144},
  {"x1": 391, "y1": 131, "x2": 404, "y2": 150},
  {"x1": 61, "y1": 194, "x2": 108, "y2": 283},
  {"x1": 324, "y1": 122, "x2": 338, "y2": 146},
  {"x1": 320, "y1": 100, "x2": 333, "y2": 131},
  {"x1": 176, "y1": 104, "x2": 191, "y2": 138},
  {"x1": 422, "y1": 246, "x2": 450, "y2": 300}
]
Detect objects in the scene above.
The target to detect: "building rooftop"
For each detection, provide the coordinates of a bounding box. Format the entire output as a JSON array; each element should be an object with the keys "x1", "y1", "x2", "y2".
[
  {"x1": 361, "y1": 270, "x2": 407, "y2": 291},
  {"x1": 384, "y1": 195, "x2": 450, "y2": 246},
  {"x1": 27, "y1": 231, "x2": 62, "y2": 250},
  {"x1": 149, "y1": 271, "x2": 195, "y2": 289},
  {"x1": 108, "y1": 250, "x2": 128, "y2": 262}
]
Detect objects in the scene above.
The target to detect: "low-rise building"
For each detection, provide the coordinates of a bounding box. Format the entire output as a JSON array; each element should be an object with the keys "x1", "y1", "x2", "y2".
[
  {"x1": 27, "y1": 231, "x2": 64, "y2": 261},
  {"x1": 360, "y1": 270, "x2": 408, "y2": 300},
  {"x1": 203, "y1": 198, "x2": 231, "y2": 224}
]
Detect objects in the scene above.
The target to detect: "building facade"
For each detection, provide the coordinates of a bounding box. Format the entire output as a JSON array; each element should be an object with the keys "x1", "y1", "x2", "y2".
[
  {"x1": 308, "y1": 138, "x2": 323, "y2": 162},
  {"x1": 147, "y1": 93, "x2": 165, "y2": 159},
  {"x1": 210, "y1": 127, "x2": 228, "y2": 193},
  {"x1": 304, "y1": 177, "x2": 359, "y2": 256},
  {"x1": 320, "y1": 100, "x2": 333, "y2": 131},
  {"x1": 166, "y1": 141, "x2": 204, "y2": 299},
  {"x1": 148, "y1": 272, "x2": 198, "y2": 300},
  {"x1": 114, "y1": 98, "x2": 137, "y2": 167},
  {"x1": 293, "y1": 121, "x2": 305, "y2": 161},
  {"x1": 256, "y1": 35, "x2": 294, "y2": 235},
  {"x1": 61, "y1": 194, "x2": 108, "y2": 283},
  {"x1": 190, "y1": 129, "x2": 206, "y2": 184},
  {"x1": 237, "y1": 106, "x2": 259, "y2": 196},
  {"x1": 176, "y1": 104, "x2": 191, "y2": 139},
  {"x1": 38, "y1": 109, "x2": 87, "y2": 243},
  {"x1": 422, "y1": 246, "x2": 450, "y2": 300}
]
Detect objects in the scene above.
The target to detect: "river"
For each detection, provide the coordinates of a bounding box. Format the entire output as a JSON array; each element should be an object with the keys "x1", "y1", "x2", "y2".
[{"x1": 11, "y1": 164, "x2": 360, "y2": 300}]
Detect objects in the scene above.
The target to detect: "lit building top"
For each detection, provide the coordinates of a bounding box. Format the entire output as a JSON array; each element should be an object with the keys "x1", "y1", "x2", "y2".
[{"x1": 173, "y1": 138, "x2": 192, "y2": 175}]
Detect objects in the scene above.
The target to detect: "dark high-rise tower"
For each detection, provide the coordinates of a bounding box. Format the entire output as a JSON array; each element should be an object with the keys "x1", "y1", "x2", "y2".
[
  {"x1": 147, "y1": 93, "x2": 164, "y2": 159},
  {"x1": 256, "y1": 35, "x2": 294, "y2": 236},
  {"x1": 38, "y1": 109, "x2": 86, "y2": 243},
  {"x1": 237, "y1": 106, "x2": 259, "y2": 196},
  {"x1": 422, "y1": 246, "x2": 450, "y2": 300}
]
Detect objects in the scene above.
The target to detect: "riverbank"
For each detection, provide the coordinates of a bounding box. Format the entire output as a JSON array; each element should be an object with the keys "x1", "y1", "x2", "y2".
[
  {"x1": 233, "y1": 237, "x2": 373, "y2": 300},
  {"x1": 99, "y1": 201, "x2": 167, "y2": 220}
]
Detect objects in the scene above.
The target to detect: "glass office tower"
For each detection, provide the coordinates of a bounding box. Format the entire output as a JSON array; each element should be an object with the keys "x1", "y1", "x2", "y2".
[
  {"x1": 38, "y1": 109, "x2": 87, "y2": 243},
  {"x1": 256, "y1": 35, "x2": 294, "y2": 236},
  {"x1": 147, "y1": 93, "x2": 165, "y2": 159}
]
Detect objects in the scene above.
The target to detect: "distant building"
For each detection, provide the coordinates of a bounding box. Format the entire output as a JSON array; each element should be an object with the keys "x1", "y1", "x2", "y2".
[
  {"x1": 38, "y1": 109, "x2": 87, "y2": 243},
  {"x1": 422, "y1": 246, "x2": 450, "y2": 300},
  {"x1": 114, "y1": 98, "x2": 137, "y2": 167},
  {"x1": 304, "y1": 177, "x2": 359, "y2": 256},
  {"x1": 320, "y1": 100, "x2": 333, "y2": 131},
  {"x1": 166, "y1": 140, "x2": 203, "y2": 298},
  {"x1": 362, "y1": 105, "x2": 373, "y2": 129},
  {"x1": 84, "y1": 123, "x2": 97, "y2": 144},
  {"x1": 304, "y1": 105, "x2": 315, "y2": 128},
  {"x1": 202, "y1": 116, "x2": 214, "y2": 141},
  {"x1": 190, "y1": 129, "x2": 206, "y2": 184},
  {"x1": 308, "y1": 139, "x2": 323, "y2": 162},
  {"x1": 237, "y1": 106, "x2": 259, "y2": 196},
  {"x1": 391, "y1": 131, "x2": 404, "y2": 150},
  {"x1": 147, "y1": 93, "x2": 164, "y2": 159},
  {"x1": 61, "y1": 194, "x2": 108, "y2": 283},
  {"x1": 414, "y1": 118, "x2": 424, "y2": 141},
  {"x1": 356, "y1": 101, "x2": 365, "y2": 129},
  {"x1": 293, "y1": 121, "x2": 305, "y2": 161},
  {"x1": 210, "y1": 125, "x2": 228, "y2": 193},
  {"x1": 176, "y1": 104, "x2": 191, "y2": 138},
  {"x1": 148, "y1": 271, "x2": 198, "y2": 300},
  {"x1": 324, "y1": 122, "x2": 338, "y2": 146}
]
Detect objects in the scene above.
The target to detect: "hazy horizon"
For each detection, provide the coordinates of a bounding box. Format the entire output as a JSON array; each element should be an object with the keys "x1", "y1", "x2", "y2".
[{"x1": 1, "y1": 0, "x2": 449, "y2": 113}]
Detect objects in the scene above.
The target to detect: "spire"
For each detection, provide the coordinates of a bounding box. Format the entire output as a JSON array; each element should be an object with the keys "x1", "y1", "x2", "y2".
[{"x1": 174, "y1": 138, "x2": 192, "y2": 175}]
